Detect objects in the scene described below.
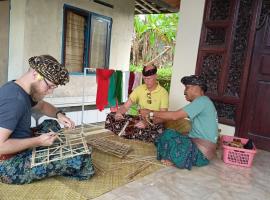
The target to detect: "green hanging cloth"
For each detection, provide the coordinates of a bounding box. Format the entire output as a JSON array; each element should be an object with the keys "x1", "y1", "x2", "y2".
[
  {"x1": 108, "y1": 72, "x2": 117, "y2": 107},
  {"x1": 115, "y1": 70, "x2": 123, "y2": 103}
]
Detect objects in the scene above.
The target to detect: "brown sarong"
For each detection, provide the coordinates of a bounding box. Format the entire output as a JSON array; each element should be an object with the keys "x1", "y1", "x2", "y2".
[{"x1": 105, "y1": 112, "x2": 164, "y2": 143}]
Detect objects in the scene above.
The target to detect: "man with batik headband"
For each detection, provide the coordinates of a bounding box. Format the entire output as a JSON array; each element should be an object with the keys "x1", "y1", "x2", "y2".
[
  {"x1": 140, "y1": 75, "x2": 218, "y2": 169},
  {"x1": 105, "y1": 65, "x2": 169, "y2": 142},
  {"x1": 0, "y1": 55, "x2": 94, "y2": 184}
]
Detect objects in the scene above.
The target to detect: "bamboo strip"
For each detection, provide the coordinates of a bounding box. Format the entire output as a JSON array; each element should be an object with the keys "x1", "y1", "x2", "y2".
[
  {"x1": 31, "y1": 133, "x2": 90, "y2": 167},
  {"x1": 125, "y1": 163, "x2": 151, "y2": 180},
  {"x1": 118, "y1": 121, "x2": 129, "y2": 136},
  {"x1": 93, "y1": 161, "x2": 106, "y2": 175},
  {"x1": 88, "y1": 137, "x2": 131, "y2": 158}
]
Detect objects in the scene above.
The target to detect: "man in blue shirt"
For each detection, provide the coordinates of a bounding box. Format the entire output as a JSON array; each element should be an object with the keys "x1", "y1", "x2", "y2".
[
  {"x1": 140, "y1": 75, "x2": 218, "y2": 170},
  {"x1": 0, "y1": 55, "x2": 94, "y2": 184}
]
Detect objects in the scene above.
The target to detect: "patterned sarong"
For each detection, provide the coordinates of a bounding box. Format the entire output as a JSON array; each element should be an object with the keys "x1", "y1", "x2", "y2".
[
  {"x1": 0, "y1": 120, "x2": 95, "y2": 184},
  {"x1": 105, "y1": 112, "x2": 164, "y2": 143},
  {"x1": 155, "y1": 129, "x2": 209, "y2": 170}
]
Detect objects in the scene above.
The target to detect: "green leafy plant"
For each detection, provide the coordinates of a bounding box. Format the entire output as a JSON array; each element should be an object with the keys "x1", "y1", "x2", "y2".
[
  {"x1": 129, "y1": 65, "x2": 172, "y2": 92},
  {"x1": 131, "y1": 14, "x2": 179, "y2": 66}
]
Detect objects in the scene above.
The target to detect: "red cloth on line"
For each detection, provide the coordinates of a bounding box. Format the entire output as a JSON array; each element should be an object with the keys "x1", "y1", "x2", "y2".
[
  {"x1": 96, "y1": 69, "x2": 114, "y2": 111},
  {"x1": 128, "y1": 72, "x2": 135, "y2": 95}
]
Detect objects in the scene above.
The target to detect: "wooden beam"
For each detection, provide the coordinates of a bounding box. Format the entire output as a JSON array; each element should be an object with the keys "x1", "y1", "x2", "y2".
[
  {"x1": 135, "y1": 7, "x2": 143, "y2": 14},
  {"x1": 135, "y1": 1, "x2": 153, "y2": 14},
  {"x1": 139, "y1": 0, "x2": 161, "y2": 13},
  {"x1": 149, "y1": 0, "x2": 179, "y2": 13}
]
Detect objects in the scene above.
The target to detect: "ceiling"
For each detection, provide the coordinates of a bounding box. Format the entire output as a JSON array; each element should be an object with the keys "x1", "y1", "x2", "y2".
[
  {"x1": 0, "y1": 0, "x2": 180, "y2": 15},
  {"x1": 135, "y1": 0, "x2": 180, "y2": 14}
]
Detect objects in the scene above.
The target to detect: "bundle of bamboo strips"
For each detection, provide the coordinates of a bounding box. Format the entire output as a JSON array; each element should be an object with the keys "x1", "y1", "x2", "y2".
[{"x1": 88, "y1": 137, "x2": 131, "y2": 158}]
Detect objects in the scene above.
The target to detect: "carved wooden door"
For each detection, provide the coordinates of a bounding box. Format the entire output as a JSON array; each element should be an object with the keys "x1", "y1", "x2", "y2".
[
  {"x1": 239, "y1": 0, "x2": 270, "y2": 151},
  {"x1": 197, "y1": 0, "x2": 270, "y2": 151},
  {"x1": 196, "y1": 0, "x2": 257, "y2": 127}
]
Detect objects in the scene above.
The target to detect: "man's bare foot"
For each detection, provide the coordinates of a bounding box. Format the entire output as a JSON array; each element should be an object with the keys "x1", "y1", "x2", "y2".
[{"x1": 161, "y1": 159, "x2": 174, "y2": 166}]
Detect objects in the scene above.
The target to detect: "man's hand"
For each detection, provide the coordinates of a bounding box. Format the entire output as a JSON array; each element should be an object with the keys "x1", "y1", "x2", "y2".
[
  {"x1": 134, "y1": 120, "x2": 147, "y2": 129},
  {"x1": 115, "y1": 112, "x2": 124, "y2": 120},
  {"x1": 57, "y1": 113, "x2": 75, "y2": 129},
  {"x1": 139, "y1": 109, "x2": 151, "y2": 118},
  {"x1": 37, "y1": 132, "x2": 57, "y2": 146}
]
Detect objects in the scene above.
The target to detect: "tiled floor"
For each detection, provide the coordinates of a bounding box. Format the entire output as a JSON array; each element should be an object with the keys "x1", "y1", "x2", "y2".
[{"x1": 94, "y1": 149, "x2": 270, "y2": 200}]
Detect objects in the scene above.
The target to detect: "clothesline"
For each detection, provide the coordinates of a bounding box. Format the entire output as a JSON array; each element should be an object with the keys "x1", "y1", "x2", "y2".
[{"x1": 95, "y1": 68, "x2": 142, "y2": 111}]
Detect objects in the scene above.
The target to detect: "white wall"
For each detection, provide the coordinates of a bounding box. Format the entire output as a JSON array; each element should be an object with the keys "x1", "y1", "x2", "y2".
[
  {"x1": 0, "y1": 0, "x2": 9, "y2": 86},
  {"x1": 8, "y1": 0, "x2": 134, "y2": 126},
  {"x1": 8, "y1": 0, "x2": 134, "y2": 100},
  {"x1": 8, "y1": 0, "x2": 26, "y2": 79},
  {"x1": 9, "y1": 0, "x2": 134, "y2": 75},
  {"x1": 169, "y1": 0, "x2": 205, "y2": 110},
  {"x1": 170, "y1": 0, "x2": 235, "y2": 136},
  {"x1": 108, "y1": 0, "x2": 134, "y2": 70},
  {"x1": 32, "y1": 108, "x2": 110, "y2": 127}
]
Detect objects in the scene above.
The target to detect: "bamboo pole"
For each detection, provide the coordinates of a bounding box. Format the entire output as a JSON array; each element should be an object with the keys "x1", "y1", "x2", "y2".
[{"x1": 125, "y1": 163, "x2": 151, "y2": 180}]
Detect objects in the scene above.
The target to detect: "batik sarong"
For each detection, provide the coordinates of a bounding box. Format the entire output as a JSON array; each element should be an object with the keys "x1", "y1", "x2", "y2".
[
  {"x1": 0, "y1": 120, "x2": 95, "y2": 184},
  {"x1": 105, "y1": 112, "x2": 164, "y2": 143},
  {"x1": 155, "y1": 129, "x2": 209, "y2": 170}
]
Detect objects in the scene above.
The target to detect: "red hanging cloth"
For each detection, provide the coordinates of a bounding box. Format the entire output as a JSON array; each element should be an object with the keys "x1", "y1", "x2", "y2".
[{"x1": 96, "y1": 69, "x2": 114, "y2": 111}]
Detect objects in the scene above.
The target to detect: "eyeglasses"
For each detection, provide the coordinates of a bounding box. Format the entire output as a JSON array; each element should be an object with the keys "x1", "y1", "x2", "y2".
[
  {"x1": 147, "y1": 92, "x2": 152, "y2": 104},
  {"x1": 43, "y1": 78, "x2": 58, "y2": 90}
]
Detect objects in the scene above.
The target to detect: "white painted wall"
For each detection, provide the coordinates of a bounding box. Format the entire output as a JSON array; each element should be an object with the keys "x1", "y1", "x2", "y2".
[
  {"x1": 108, "y1": 0, "x2": 134, "y2": 70},
  {"x1": 169, "y1": 0, "x2": 235, "y2": 136},
  {"x1": 8, "y1": 0, "x2": 134, "y2": 99},
  {"x1": 8, "y1": 0, "x2": 26, "y2": 79},
  {"x1": 31, "y1": 108, "x2": 110, "y2": 127},
  {"x1": 9, "y1": 0, "x2": 134, "y2": 75},
  {"x1": 8, "y1": 0, "x2": 134, "y2": 126},
  {"x1": 169, "y1": 0, "x2": 205, "y2": 110},
  {"x1": 0, "y1": 0, "x2": 9, "y2": 86}
]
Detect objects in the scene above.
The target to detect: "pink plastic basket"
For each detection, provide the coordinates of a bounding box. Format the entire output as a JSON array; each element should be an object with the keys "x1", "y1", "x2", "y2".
[{"x1": 221, "y1": 135, "x2": 256, "y2": 168}]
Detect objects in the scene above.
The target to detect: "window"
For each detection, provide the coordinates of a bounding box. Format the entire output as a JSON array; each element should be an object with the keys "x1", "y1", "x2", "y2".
[{"x1": 63, "y1": 5, "x2": 112, "y2": 73}]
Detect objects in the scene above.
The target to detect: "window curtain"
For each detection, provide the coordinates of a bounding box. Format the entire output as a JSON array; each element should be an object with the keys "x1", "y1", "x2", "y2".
[
  {"x1": 65, "y1": 11, "x2": 85, "y2": 72},
  {"x1": 90, "y1": 17, "x2": 108, "y2": 68}
]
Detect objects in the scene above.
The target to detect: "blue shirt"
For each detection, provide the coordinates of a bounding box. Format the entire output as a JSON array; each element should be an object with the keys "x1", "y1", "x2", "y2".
[
  {"x1": 183, "y1": 96, "x2": 218, "y2": 143},
  {"x1": 0, "y1": 81, "x2": 34, "y2": 138}
]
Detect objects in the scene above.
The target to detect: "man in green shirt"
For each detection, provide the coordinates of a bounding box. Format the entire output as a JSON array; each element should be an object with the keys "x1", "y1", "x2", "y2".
[{"x1": 140, "y1": 75, "x2": 218, "y2": 169}]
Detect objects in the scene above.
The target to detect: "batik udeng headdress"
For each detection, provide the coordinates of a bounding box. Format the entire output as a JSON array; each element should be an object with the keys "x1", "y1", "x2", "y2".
[
  {"x1": 181, "y1": 75, "x2": 207, "y2": 92},
  {"x1": 29, "y1": 55, "x2": 69, "y2": 85},
  {"x1": 142, "y1": 65, "x2": 157, "y2": 77}
]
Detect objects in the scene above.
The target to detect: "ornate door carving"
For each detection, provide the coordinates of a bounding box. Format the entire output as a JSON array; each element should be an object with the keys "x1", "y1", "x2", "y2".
[
  {"x1": 239, "y1": 0, "x2": 270, "y2": 151},
  {"x1": 196, "y1": 0, "x2": 257, "y2": 126},
  {"x1": 197, "y1": 0, "x2": 270, "y2": 151}
]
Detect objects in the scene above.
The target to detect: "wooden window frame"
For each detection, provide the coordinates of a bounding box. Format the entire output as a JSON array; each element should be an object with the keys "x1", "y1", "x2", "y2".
[{"x1": 62, "y1": 4, "x2": 112, "y2": 74}]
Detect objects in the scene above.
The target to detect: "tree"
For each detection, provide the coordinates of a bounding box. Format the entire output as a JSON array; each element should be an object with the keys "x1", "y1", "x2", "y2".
[{"x1": 131, "y1": 13, "x2": 179, "y2": 67}]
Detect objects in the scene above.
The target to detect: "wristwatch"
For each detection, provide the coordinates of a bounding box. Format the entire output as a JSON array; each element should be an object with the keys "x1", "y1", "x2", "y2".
[
  {"x1": 149, "y1": 112, "x2": 154, "y2": 120},
  {"x1": 56, "y1": 110, "x2": 66, "y2": 118}
]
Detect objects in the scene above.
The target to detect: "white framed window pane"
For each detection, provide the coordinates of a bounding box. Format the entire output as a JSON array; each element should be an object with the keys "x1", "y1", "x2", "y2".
[{"x1": 89, "y1": 16, "x2": 109, "y2": 68}]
